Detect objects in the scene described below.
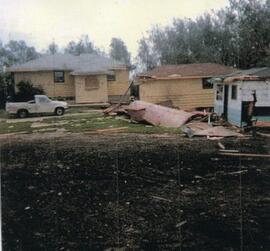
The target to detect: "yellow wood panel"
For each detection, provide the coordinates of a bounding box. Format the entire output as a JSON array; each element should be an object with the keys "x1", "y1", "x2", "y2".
[
  {"x1": 107, "y1": 70, "x2": 130, "y2": 96},
  {"x1": 14, "y1": 71, "x2": 75, "y2": 97},
  {"x1": 139, "y1": 79, "x2": 214, "y2": 109},
  {"x1": 75, "y1": 75, "x2": 108, "y2": 103}
]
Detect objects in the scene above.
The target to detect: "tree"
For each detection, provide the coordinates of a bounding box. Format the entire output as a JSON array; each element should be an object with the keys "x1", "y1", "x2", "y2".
[
  {"x1": 4, "y1": 40, "x2": 40, "y2": 66},
  {"x1": 136, "y1": 0, "x2": 270, "y2": 69},
  {"x1": 109, "y1": 38, "x2": 131, "y2": 65},
  {"x1": 47, "y1": 41, "x2": 58, "y2": 55},
  {"x1": 65, "y1": 35, "x2": 98, "y2": 55},
  {"x1": 136, "y1": 37, "x2": 157, "y2": 71},
  {"x1": 0, "y1": 73, "x2": 14, "y2": 108}
]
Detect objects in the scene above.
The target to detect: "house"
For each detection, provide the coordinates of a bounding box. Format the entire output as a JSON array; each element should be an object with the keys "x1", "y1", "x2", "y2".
[
  {"x1": 136, "y1": 63, "x2": 235, "y2": 110},
  {"x1": 7, "y1": 53, "x2": 130, "y2": 104},
  {"x1": 212, "y1": 68, "x2": 270, "y2": 127}
]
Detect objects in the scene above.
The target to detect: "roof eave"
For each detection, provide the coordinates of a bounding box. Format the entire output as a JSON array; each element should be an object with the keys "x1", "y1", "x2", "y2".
[{"x1": 7, "y1": 68, "x2": 73, "y2": 72}]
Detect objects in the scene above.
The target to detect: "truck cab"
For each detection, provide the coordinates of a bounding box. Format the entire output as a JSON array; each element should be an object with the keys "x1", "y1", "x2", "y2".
[{"x1": 6, "y1": 95, "x2": 68, "y2": 118}]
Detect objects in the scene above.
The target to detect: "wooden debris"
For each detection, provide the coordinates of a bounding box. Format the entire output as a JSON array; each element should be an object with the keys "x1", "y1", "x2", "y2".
[
  {"x1": 84, "y1": 127, "x2": 128, "y2": 134},
  {"x1": 219, "y1": 149, "x2": 239, "y2": 153},
  {"x1": 218, "y1": 142, "x2": 226, "y2": 150},
  {"x1": 219, "y1": 152, "x2": 270, "y2": 158},
  {"x1": 151, "y1": 196, "x2": 172, "y2": 203},
  {"x1": 176, "y1": 220, "x2": 187, "y2": 228}
]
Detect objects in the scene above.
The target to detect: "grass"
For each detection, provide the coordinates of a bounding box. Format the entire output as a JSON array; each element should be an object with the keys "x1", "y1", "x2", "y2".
[
  {"x1": 0, "y1": 121, "x2": 33, "y2": 134},
  {"x1": 67, "y1": 107, "x2": 99, "y2": 114},
  {"x1": 0, "y1": 111, "x2": 182, "y2": 135},
  {"x1": 0, "y1": 109, "x2": 8, "y2": 119}
]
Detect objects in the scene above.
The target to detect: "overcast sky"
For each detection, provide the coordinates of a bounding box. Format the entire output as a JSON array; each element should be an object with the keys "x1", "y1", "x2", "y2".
[{"x1": 0, "y1": 0, "x2": 229, "y2": 57}]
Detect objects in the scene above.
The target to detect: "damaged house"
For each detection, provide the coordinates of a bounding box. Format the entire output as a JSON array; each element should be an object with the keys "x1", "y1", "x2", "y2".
[
  {"x1": 7, "y1": 53, "x2": 130, "y2": 104},
  {"x1": 212, "y1": 68, "x2": 270, "y2": 127},
  {"x1": 136, "y1": 63, "x2": 234, "y2": 110}
]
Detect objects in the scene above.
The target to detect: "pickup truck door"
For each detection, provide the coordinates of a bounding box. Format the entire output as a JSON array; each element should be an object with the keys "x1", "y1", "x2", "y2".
[
  {"x1": 36, "y1": 96, "x2": 55, "y2": 113},
  {"x1": 27, "y1": 100, "x2": 39, "y2": 113}
]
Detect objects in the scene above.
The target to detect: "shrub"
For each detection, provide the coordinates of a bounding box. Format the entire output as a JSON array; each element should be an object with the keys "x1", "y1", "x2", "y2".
[
  {"x1": 14, "y1": 80, "x2": 44, "y2": 102},
  {"x1": 0, "y1": 73, "x2": 15, "y2": 108}
]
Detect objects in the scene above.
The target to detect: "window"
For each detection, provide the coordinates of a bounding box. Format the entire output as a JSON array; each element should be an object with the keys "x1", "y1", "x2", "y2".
[
  {"x1": 202, "y1": 78, "x2": 213, "y2": 89},
  {"x1": 54, "y1": 71, "x2": 65, "y2": 83},
  {"x1": 216, "y1": 84, "x2": 223, "y2": 100},
  {"x1": 85, "y1": 76, "x2": 99, "y2": 90},
  {"x1": 231, "y1": 85, "x2": 237, "y2": 100},
  {"x1": 37, "y1": 96, "x2": 50, "y2": 103},
  {"x1": 107, "y1": 74, "x2": 116, "y2": 81}
]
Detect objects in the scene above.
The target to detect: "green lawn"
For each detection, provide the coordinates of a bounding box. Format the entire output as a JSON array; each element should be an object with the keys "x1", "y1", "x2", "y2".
[
  {"x1": 0, "y1": 109, "x2": 8, "y2": 119},
  {"x1": 0, "y1": 111, "x2": 182, "y2": 135}
]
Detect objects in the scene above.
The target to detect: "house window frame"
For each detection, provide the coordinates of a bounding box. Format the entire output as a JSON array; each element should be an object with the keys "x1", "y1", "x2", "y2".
[
  {"x1": 202, "y1": 78, "x2": 213, "y2": 89},
  {"x1": 107, "y1": 74, "x2": 116, "y2": 82},
  {"x1": 231, "y1": 85, "x2": 237, "y2": 100},
  {"x1": 85, "y1": 76, "x2": 99, "y2": 91},
  {"x1": 54, "y1": 71, "x2": 65, "y2": 83}
]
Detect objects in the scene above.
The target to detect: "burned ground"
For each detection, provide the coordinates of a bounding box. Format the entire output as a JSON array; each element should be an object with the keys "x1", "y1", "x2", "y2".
[{"x1": 1, "y1": 134, "x2": 270, "y2": 251}]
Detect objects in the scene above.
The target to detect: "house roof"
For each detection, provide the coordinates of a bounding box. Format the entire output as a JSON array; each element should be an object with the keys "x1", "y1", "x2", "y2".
[
  {"x1": 213, "y1": 67, "x2": 270, "y2": 83},
  {"x1": 139, "y1": 63, "x2": 235, "y2": 79},
  {"x1": 7, "y1": 53, "x2": 127, "y2": 75}
]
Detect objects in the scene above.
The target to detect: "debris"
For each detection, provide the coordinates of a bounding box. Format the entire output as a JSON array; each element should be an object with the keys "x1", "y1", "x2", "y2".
[
  {"x1": 125, "y1": 101, "x2": 204, "y2": 128},
  {"x1": 227, "y1": 170, "x2": 248, "y2": 175},
  {"x1": 182, "y1": 122, "x2": 243, "y2": 138},
  {"x1": 218, "y1": 152, "x2": 270, "y2": 158},
  {"x1": 151, "y1": 196, "x2": 172, "y2": 202},
  {"x1": 103, "y1": 104, "x2": 127, "y2": 115},
  {"x1": 84, "y1": 127, "x2": 128, "y2": 134},
  {"x1": 218, "y1": 142, "x2": 225, "y2": 150},
  {"x1": 176, "y1": 220, "x2": 187, "y2": 228},
  {"x1": 219, "y1": 149, "x2": 239, "y2": 153},
  {"x1": 256, "y1": 132, "x2": 270, "y2": 138}
]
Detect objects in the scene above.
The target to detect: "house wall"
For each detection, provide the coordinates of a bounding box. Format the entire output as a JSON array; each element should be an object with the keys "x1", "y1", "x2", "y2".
[
  {"x1": 74, "y1": 75, "x2": 108, "y2": 103},
  {"x1": 227, "y1": 83, "x2": 242, "y2": 127},
  {"x1": 107, "y1": 69, "x2": 130, "y2": 102},
  {"x1": 139, "y1": 78, "x2": 214, "y2": 109},
  {"x1": 14, "y1": 71, "x2": 75, "y2": 98}
]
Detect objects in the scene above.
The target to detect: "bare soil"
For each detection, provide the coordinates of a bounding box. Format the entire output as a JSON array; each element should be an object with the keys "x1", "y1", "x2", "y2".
[{"x1": 1, "y1": 134, "x2": 270, "y2": 250}]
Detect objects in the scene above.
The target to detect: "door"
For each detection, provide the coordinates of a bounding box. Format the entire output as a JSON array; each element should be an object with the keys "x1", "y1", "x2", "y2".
[
  {"x1": 223, "y1": 85, "x2": 229, "y2": 119},
  {"x1": 36, "y1": 96, "x2": 54, "y2": 113},
  {"x1": 241, "y1": 101, "x2": 250, "y2": 124}
]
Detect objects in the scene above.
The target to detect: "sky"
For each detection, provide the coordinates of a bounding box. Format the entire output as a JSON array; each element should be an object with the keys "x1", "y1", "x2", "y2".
[{"x1": 0, "y1": 0, "x2": 229, "y2": 57}]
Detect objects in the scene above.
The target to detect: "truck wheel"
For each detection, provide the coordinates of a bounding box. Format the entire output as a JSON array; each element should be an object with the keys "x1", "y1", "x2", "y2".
[
  {"x1": 55, "y1": 107, "x2": 65, "y2": 116},
  {"x1": 17, "y1": 109, "x2": 28, "y2": 118}
]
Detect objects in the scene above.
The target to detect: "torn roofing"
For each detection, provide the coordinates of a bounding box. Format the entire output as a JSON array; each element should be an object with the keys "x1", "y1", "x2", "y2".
[
  {"x1": 212, "y1": 67, "x2": 270, "y2": 83},
  {"x1": 7, "y1": 53, "x2": 127, "y2": 75},
  {"x1": 138, "y1": 63, "x2": 235, "y2": 79}
]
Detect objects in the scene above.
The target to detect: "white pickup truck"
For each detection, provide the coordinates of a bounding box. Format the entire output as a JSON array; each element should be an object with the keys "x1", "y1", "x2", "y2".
[{"x1": 6, "y1": 95, "x2": 68, "y2": 118}]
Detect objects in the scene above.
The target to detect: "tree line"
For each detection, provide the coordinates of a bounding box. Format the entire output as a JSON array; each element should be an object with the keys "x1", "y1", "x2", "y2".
[
  {"x1": 137, "y1": 0, "x2": 270, "y2": 71},
  {"x1": 2, "y1": 0, "x2": 270, "y2": 72},
  {"x1": 0, "y1": 35, "x2": 131, "y2": 72}
]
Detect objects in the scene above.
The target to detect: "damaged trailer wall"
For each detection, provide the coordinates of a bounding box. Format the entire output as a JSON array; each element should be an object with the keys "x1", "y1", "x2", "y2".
[{"x1": 214, "y1": 80, "x2": 270, "y2": 127}]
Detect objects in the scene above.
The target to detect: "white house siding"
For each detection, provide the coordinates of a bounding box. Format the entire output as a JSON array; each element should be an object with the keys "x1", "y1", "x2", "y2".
[
  {"x1": 214, "y1": 80, "x2": 270, "y2": 126},
  {"x1": 214, "y1": 84, "x2": 224, "y2": 116}
]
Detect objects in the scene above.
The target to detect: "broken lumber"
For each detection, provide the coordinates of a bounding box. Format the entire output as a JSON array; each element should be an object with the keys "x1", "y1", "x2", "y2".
[
  {"x1": 217, "y1": 142, "x2": 225, "y2": 150},
  {"x1": 176, "y1": 220, "x2": 187, "y2": 228},
  {"x1": 218, "y1": 152, "x2": 270, "y2": 158},
  {"x1": 219, "y1": 149, "x2": 239, "y2": 153},
  {"x1": 84, "y1": 127, "x2": 128, "y2": 134},
  {"x1": 151, "y1": 196, "x2": 172, "y2": 203}
]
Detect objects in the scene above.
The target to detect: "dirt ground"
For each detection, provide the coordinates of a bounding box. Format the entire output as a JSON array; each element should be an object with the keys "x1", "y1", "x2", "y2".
[{"x1": 1, "y1": 134, "x2": 270, "y2": 251}]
